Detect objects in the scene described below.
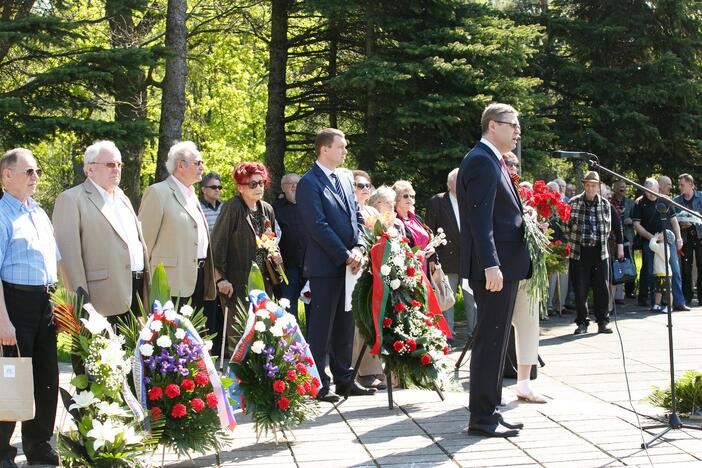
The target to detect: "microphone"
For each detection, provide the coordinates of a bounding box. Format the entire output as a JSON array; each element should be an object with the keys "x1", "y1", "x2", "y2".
[{"x1": 551, "y1": 151, "x2": 595, "y2": 160}]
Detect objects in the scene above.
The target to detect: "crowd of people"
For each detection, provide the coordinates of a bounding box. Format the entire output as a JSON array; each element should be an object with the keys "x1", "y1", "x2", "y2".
[{"x1": 1, "y1": 103, "x2": 701, "y2": 465}]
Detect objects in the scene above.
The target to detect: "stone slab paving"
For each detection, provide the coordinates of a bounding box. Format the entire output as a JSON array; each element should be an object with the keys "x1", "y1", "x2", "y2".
[{"x1": 9, "y1": 301, "x2": 702, "y2": 466}]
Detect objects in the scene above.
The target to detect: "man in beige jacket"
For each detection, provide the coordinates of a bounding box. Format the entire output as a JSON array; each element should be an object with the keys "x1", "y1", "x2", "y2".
[
  {"x1": 53, "y1": 140, "x2": 149, "y2": 323},
  {"x1": 138, "y1": 141, "x2": 215, "y2": 311}
]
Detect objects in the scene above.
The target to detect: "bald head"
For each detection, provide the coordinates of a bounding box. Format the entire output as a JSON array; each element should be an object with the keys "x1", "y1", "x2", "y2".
[{"x1": 657, "y1": 175, "x2": 672, "y2": 196}]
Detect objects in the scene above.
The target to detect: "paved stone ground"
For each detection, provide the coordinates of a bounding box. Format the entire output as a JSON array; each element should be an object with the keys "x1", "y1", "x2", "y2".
[{"x1": 10, "y1": 300, "x2": 702, "y2": 467}]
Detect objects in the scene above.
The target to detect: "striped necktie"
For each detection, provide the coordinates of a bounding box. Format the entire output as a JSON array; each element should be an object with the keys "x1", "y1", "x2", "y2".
[{"x1": 331, "y1": 173, "x2": 349, "y2": 211}]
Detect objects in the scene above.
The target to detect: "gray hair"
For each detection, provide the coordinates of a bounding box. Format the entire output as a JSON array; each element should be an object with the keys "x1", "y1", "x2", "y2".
[
  {"x1": 547, "y1": 181, "x2": 560, "y2": 192},
  {"x1": 367, "y1": 185, "x2": 396, "y2": 211},
  {"x1": 644, "y1": 177, "x2": 659, "y2": 190},
  {"x1": 481, "y1": 103, "x2": 518, "y2": 134},
  {"x1": 391, "y1": 180, "x2": 414, "y2": 200},
  {"x1": 0, "y1": 148, "x2": 33, "y2": 174},
  {"x1": 281, "y1": 173, "x2": 300, "y2": 185},
  {"x1": 84, "y1": 140, "x2": 121, "y2": 172},
  {"x1": 201, "y1": 171, "x2": 220, "y2": 186},
  {"x1": 447, "y1": 168, "x2": 459, "y2": 186},
  {"x1": 166, "y1": 141, "x2": 200, "y2": 175}
]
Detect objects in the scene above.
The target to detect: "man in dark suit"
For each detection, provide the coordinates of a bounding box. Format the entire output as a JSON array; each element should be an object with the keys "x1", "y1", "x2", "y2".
[
  {"x1": 296, "y1": 128, "x2": 376, "y2": 402},
  {"x1": 426, "y1": 168, "x2": 477, "y2": 347},
  {"x1": 457, "y1": 103, "x2": 531, "y2": 438}
]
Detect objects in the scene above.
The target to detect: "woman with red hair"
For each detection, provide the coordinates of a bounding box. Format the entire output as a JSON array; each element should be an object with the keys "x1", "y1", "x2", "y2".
[{"x1": 211, "y1": 162, "x2": 282, "y2": 344}]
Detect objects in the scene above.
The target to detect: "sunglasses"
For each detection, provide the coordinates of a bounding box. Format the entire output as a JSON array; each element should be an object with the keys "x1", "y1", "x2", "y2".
[
  {"x1": 20, "y1": 168, "x2": 43, "y2": 177},
  {"x1": 401, "y1": 193, "x2": 416, "y2": 200},
  {"x1": 90, "y1": 161, "x2": 122, "y2": 169},
  {"x1": 205, "y1": 185, "x2": 222, "y2": 190},
  {"x1": 495, "y1": 120, "x2": 521, "y2": 131},
  {"x1": 247, "y1": 180, "x2": 265, "y2": 189},
  {"x1": 505, "y1": 161, "x2": 520, "y2": 168},
  {"x1": 355, "y1": 183, "x2": 371, "y2": 189}
]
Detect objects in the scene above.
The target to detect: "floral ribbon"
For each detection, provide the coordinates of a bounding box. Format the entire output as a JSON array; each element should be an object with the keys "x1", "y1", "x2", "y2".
[
  {"x1": 419, "y1": 270, "x2": 452, "y2": 338},
  {"x1": 134, "y1": 301, "x2": 237, "y2": 431},
  {"x1": 370, "y1": 235, "x2": 392, "y2": 355}
]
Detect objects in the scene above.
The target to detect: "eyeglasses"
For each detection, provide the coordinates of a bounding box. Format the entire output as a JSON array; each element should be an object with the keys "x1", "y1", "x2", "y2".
[
  {"x1": 401, "y1": 193, "x2": 416, "y2": 200},
  {"x1": 495, "y1": 120, "x2": 521, "y2": 131},
  {"x1": 182, "y1": 159, "x2": 204, "y2": 167},
  {"x1": 247, "y1": 180, "x2": 265, "y2": 189},
  {"x1": 505, "y1": 161, "x2": 520, "y2": 168},
  {"x1": 205, "y1": 185, "x2": 222, "y2": 190},
  {"x1": 355, "y1": 183, "x2": 371, "y2": 189},
  {"x1": 90, "y1": 161, "x2": 122, "y2": 169},
  {"x1": 19, "y1": 168, "x2": 42, "y2": 177}
]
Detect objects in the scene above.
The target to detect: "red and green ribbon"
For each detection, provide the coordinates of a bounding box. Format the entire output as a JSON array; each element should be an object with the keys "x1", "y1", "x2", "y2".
[
  {"x1": 370, "y1": 235, "x2": 392, "y2": 355},
  {"x1": 420, "y1": 269, "x2": 452, "y2": 338}
]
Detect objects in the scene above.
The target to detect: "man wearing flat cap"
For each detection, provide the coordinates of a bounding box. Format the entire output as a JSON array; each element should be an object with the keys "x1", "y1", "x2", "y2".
[{"x1": 562, "y1": 171, "x2": 624, "y2": 335}]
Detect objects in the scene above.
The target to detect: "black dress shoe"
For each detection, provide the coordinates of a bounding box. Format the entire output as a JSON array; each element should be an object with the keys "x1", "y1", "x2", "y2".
[
  {"x1": 315, "y1": 389, "x2": 341, "y2": 403},
  {"x1": 335, "y1": 381, "x2": 377, "y2": 396},
  {"x1": 25, "y1": 444, "x2": 58, "y2": 466},
  {"x1": 497, "y1": 414, "x2": 524, "y2": 430},
  {"x1": 597, "y1": 324, "x2": 613, "y2": 334},
  {"x1": 573, "y1": 324, "x2": 588, "y2": 335},
  {"x1": 0, "y1": 458, "x2": 19, "y2": 468},
  {"x1": 466, "y1": 423, "x2": 519, "y2": 438},
  {"x1": 673, "y1": 304, "x2": 691, "y2": 311}
]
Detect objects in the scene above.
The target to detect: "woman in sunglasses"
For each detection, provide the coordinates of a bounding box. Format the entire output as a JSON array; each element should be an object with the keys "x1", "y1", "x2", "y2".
[
  {"x1": 392, "y1": 180, "x2": 436, "y2": 272},
  {"x1": 352, "y1": 170, "x2": 378, "y2": 220},
  {"x1": 211, "y1": 162, "x2": 282, "y2": 345}
]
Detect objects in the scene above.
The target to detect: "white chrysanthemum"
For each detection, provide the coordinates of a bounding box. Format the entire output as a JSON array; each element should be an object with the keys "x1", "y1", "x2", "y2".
[
  {"x1": 179, "y1": 305, "x2": 194, "y2": 317},
  {"x1": 251, "y1": 340, "x2": 265, "y2": 354},
  {"x1": 278, "y1": 298, "x2": 291, "y2": 310},
  {"x1": 269, "y1": 325, "x2": 284, "y2": 337},
  {"x1": 139, "y1": 343, "x2": 154, "y2": 357},
  {"x1": 265, "y1": 301, "x2": 278, "y2": 313},
  {"x1": 139, "y1": 327, "x2": 153, "y2": 342},
  {"x1": 174, "y1": 328, "x2": 186, "y2": 340},
  {"x1": 255, "y1": 309, "x2": 269, "y2": 318},
  {"x1": 164, "y1": 308, "x2": 177, "y2": 321},
  {"x1": 254, "y1": 321, "x2": 267, "y2": 332},
  {"x1": 390, "y1": 279, "x2": 402, "y2": 290},
  {"x1": 387, "y1": 226, "x2": 399, "y2": 238},
  {"x1": 380, "y1": 264, "x2": 391, "y2": 276},
  {"x1": 156, "y1": 335, "x2": 172, "y2": 348},
  {"x1": 163, "y1": 300, "x2": 175, "y2": 310},
  {"x1": 149, "y1": 320, "x2": 163, "y2": 332}
]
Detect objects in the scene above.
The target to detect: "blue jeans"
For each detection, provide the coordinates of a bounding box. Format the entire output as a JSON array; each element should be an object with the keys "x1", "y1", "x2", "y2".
[{"x1": 643, "y1": 239, "x2": 685, "y2": 307}]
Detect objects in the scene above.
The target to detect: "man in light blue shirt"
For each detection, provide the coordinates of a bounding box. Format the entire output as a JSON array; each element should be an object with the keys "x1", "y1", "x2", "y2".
[{"x1": 0, "y1": 148, "x2": 60, "y2": 468}]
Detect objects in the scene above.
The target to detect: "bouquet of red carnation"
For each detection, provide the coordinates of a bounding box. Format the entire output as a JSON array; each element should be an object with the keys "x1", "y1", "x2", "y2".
[
  {"x1": 523, "y1": 180, "x2": 571, "y2": 222},
  {"x1": 545, "y1": 240, "x2": 571, "y2": 274},
  {"x1": 229, "y1": 266, "x2": 320, "y2": 440}
]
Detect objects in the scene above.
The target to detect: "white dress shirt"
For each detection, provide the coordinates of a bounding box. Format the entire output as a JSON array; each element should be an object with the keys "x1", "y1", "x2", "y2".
[
  {"x1": 90, "y1": 179, "x2": 144, "y2": 271},
  {"x1": 170, "y1": 175, "x2": 209, "y2": 259},
  {"x1": 449, "y1": 192, "x2": 460, "y2": 231}
]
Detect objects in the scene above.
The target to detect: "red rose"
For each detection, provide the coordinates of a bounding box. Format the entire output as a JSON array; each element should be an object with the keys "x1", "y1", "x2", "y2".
[
  {"x1": 393, "y1": 340, "x2": 405, "y2": 352},
  {"x1": 406, "y1": 266, "x2": 416, "y2": 276},
  {"x1": 393, "y1": 303, "x2": 407, "y2": 312},
  {"x1": 297, "y1": 384, "x2": 306, "y2": 396},
  {"x1": 286, "y1": 370, "x2": 298, "y2": 381},
  {"x1": 425, "y1": 319, "x2": 433, "y2": 327},
  {"x1": 304, "y1": 356, "x2": 314, "y2": 366},
  {"x1": 190, "y1": 398, "x2": 205, "y2": 412},
  {"x1": 165, "y1": 384, "x2": 180, "y2": 399},
  {"x1": 206, "y1": 392, "x2": 218, "y2": 408},
  {"x1": 420, "y1": 354, "x2": 432, "y2": 366},
  {"x1": 194, "y1": 372, "x2": 209, "y2": 387},
  {"x1": 411, "y1": 299, "x2": 422, "y2": 308},
  {"x1": 564, "y1": 245, "x2": 571, "y2": 257},
  {"x1": 181, "y1": 379, "x2": 195, "y2": 392},
  {"x1": 277, "y1": 396, "x2": 290, "y2": 411},
  {"x1": 406, "y1": 340, "x2": 417, "y2": 352},
  {"x1": 311, "y1": 377, "x2": 321, "y2": 388},
  {"x1": 295, "y1": 363, "x2": 308, "y2": 375},
  {"x1": 147, "y1": 386, "x2": 163, "y2": 401},
  {"x1": 443, "y1": 346, "x2": 449, "y2": 355},
  {"x1": 273, "y1": 380, "x2": 287, "y2": 393},
  {"x1": 171, "y1": 403, "x2": 187, "y2": 418},
  {"x1": 150, "y1": 406, "x2": 162, "y2": 420},
  {"x1": 382, "y1": 317, "x2": 393, "y2": 328}
]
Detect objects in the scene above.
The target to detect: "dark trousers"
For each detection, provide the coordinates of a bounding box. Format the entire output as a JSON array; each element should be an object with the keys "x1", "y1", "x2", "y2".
[
  {"x1": 468, "y1": 278, "x2": 519, "y2": 425},
  {"x1": 307, "y1": 276, "x2": 353, "y2": 392},
  {"x1": 172, "y1": 263, "x2": 205, "y2": 312},
  {"x1": 637, "y1": 246, "x2": 650, "y2": 303},
  {"x1": 107, "y1": 276, "x2": 144, "y2": 328},
  {"x1": 569, "y1": 244, "x2": 610, "y2": 326},
  {"x1": 202, "y1": 297, "x2": 223, "y2": 357},
  {"x1": 279, "y1": 266, "x2": 310, "y2": 327},
  {"x1": 681, "y1": 229, "x2": 702, "y2": 304},
  {"x1": 0, "y1": 286, "x2": 58, "y2": 461}
]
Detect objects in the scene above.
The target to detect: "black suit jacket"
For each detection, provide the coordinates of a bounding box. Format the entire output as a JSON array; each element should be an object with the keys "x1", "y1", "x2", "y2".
[
  {"x1": 457, "y1": 141, "x2": 531, "y2": 282},
  {"x1": 425, "y1": 192, "x2": 460, "y2": 275}
]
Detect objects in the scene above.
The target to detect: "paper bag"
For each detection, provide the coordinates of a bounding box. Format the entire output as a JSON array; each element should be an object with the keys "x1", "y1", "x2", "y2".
[{"x1": 0, "y1": 346, "x2": 35, "y2": 421}]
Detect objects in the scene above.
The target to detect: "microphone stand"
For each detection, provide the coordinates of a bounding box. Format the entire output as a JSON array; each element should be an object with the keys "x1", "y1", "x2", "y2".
[{"x1": 580, "y1": 154, "x2": 702, "y2": 448}]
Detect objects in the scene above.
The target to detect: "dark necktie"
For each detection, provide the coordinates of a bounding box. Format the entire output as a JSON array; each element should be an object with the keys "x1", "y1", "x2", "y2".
[{"x1": 330, "y1": 173, "x2": 349, "y2": 211}]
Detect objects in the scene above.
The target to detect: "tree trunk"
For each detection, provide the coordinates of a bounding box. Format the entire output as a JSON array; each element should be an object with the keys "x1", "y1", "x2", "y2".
[
  {"x1": 105, "y1": 0, "x2": 149, "y2": 207},
  {"x1": 328, "y1": 19, "x2": 338, "y2": 129},
  {"x1": 155, "y1": 0, "x2": 189, "y2": 182},
  {"x1": 264, "y1": 0, "x2": 289, "y2": 200},
  {"x1": 358, "y1": 10, "x2": 377, "y2": 172}
]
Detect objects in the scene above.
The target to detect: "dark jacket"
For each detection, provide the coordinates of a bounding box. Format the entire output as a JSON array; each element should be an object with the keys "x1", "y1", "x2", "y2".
[
  {"x1": 457, "y1": 141, "x2": 531, "y2": 282},
  {"x1": 211, "y1": 195, "x2": 276, "y2": 305},
  {"x1": 273, "y1": 197, "x2": 308, "y2": 269},
  {"x1": 425, "y1": 192, "x2": 460, "y2": 274}
]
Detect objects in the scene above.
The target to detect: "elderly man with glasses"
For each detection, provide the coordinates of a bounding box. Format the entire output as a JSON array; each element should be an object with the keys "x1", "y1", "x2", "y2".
[
  {"x1": 0, "y1": 148, "x2": 60, "y2": 467},
  {"x1": 139, "y1": 141, "x2": 216, "y2": 312},
  {"x1": 53, "y1": 141, "x2": 150, "y2": 325}
]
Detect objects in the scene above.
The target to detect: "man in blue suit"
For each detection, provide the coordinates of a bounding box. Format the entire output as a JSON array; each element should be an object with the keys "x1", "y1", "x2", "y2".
[
  {"x1": 457, "y1": 103, "x2": 531, "y2": 437},
  {"x1": 296, "y1": 128, "x2": 376, "y2": 402}
]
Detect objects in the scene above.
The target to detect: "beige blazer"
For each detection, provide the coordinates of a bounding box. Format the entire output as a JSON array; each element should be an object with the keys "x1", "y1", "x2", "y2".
[
  {"x1": 138, "y1": 177, "x2": 215, "y2": 300},
  {"x1": 53, "y1": 180, "x2": 150, "y2": 317}
]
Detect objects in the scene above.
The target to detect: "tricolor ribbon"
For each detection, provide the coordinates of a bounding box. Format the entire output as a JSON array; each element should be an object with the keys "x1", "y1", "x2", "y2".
[{"x1": 369, "y1": 235, "x2": 392, "y2": 355}]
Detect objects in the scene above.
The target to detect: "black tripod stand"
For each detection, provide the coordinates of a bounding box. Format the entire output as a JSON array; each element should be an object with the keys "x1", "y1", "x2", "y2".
[{"x1": 552, "y1": 150, "x2": 702, "y2": 448}]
